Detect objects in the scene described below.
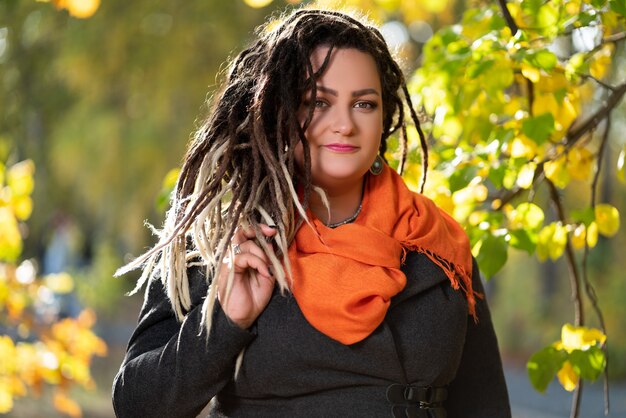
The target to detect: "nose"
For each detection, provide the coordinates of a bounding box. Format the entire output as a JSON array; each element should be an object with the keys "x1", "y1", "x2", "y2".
[{"x1": 331, "y1": 108, "x2": 355, "y2": 136}]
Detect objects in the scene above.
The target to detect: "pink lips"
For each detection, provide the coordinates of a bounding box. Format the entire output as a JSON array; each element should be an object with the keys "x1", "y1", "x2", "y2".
[{"x1": 324, "y1": 143, "x2": 358, "y2": 152}]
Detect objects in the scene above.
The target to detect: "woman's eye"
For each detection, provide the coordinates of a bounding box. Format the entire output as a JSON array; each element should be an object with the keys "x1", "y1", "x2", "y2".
[
  {"x1": 314, "y1": 99, "x2": 328, "y2": 108},
  {"x1": 354, "y1": 101, "x2": 377, "y2": 110}
]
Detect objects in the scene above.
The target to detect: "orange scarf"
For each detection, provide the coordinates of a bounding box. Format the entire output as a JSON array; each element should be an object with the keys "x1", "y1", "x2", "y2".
[{"x1": 288, "y1": 164, "x2": 477, "y2": 345}]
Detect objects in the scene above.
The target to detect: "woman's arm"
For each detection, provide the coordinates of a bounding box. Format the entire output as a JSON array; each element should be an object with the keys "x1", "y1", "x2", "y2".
[
  {"x1": 445, "y1": 260, "x2": 512, "y2": 418},
  {"x1": 112, "y1": 267, "x2": 256, "y2": 418}
]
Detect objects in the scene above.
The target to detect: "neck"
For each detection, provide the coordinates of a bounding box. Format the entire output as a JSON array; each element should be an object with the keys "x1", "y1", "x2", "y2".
[{"x1": 309, "y1": 177, "x2": 365, "y2": 226}]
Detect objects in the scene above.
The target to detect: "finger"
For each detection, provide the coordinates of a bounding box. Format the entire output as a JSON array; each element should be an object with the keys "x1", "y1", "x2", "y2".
[
  {"x1": 236, "y1": 240, "x2": 270, "y2": 264},
  {"x1": 232, "y1": 252, "x2": 272, "y2": 277},
  {"x1": 239, "y1": 223, "x2": 279, "y2": 241}
]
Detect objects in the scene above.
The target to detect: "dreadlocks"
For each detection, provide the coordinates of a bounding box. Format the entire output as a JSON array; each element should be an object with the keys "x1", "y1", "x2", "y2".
[{"x1": 116, "y1": 8, "x2": 429, "y2": 336}]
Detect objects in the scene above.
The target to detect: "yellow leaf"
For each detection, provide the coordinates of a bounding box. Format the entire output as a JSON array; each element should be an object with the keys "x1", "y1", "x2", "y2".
[
  {"x1": 595, "y1": 204, "x2": 620, "y2": 237},
  {"x1": 556, "y1": 96, "x2": 579, "y2": 132},
  {"x1": 55, "y1": 0, "x2": 100, "y2": 18},
  {"x1": 618, "y1": 148, "x2": 626, "y2": 184},
  {"x1": 537, "y1": 222, "x2": 567, "y2": 261},
  {"x1": 586, "y1": 221, "x2": 598, "y2": 248},
  {"x1": 571, "y1": 224, "x2": 586, "y2": 249},
  {"x1": 557, "y1": 361, "x2": 579, "y2": 392},
  {"x1": 53, "y1": 391, "x2": 82, "y2": 418},
  {"x1": 510, "y1": 136, "x2": 537, "y2": 159},
  {"x1": 0, "y1": 384, "x2": 13, "y2": 414},
  {"x1": 77, "y1": 308, "x2": 97, "y2": 329},
  {"x1": 550, "y1": 223, "x2": 568, "y2": 260},
  {"x1": 243, "y1": 0, "x2": 273, "y2": 8},
  {"x1": 0, "y1": 207, "x2": 22, "y2": 262},
  {"x1": 11, "y1": 196, "x2": 33, "y2": 221},
  {"x1": 0, "y1": 336, "x2": 16, "y2": 374},
  {"x1": 516, "y1": 162, "x2": 536, "y2": 189},
  {"x1": 6, "y1": 160, "x2": 34, "y2": 197},
  {"x1": 544, "y1": 157, "x2": 570, "y2": 189},
  {"x1": 521, "y1": 63, "x2": 541, "y2": 83},
  {"x1": 531, "y1": 93, "x2": 558, "y2": 120},
  {"x1": 162, "y1": 168, "x2": 180, "y2": 189},
  {"x1": 590, "y1": 44, "x2": 614, "y2": 80},
  {"x1": 44, "y1": 272, "x2": 75, "y2": 294},
  {"x1": 567, "y1": 147, "x2": 594, "y2": 181},
  {"x1": 561, "y1": 323, "x2": 607, "y2": 352},
  {"x1": 565, "y1": 0, "x2": 581, "y2": 15}
]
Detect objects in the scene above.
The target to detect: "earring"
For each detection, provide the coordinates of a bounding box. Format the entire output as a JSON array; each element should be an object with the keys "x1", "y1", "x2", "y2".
[{"x1": 369, "y1": 155, "x2": 384, "y2": 175}]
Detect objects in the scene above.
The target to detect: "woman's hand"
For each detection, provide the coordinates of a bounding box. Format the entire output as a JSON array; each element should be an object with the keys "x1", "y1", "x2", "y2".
[{"x1": 217, "y1": 223, "x2": 278, "y2": 329}]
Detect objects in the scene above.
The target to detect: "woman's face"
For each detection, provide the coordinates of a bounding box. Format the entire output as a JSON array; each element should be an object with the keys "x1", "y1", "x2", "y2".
[{"x1": 296, "y1": 47, "x2": 383, "y2": 192}]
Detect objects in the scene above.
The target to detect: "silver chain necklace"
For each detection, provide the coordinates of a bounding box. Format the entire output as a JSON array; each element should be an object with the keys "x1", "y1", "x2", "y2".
[{"x1": 326, "y1": 202, "x2": 363, "y2": 228}]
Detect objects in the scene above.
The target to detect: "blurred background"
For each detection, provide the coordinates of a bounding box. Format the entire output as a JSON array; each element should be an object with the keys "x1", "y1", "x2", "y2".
[{"x1": 1, "y1": 0, "x2": 625, "y2": 417}]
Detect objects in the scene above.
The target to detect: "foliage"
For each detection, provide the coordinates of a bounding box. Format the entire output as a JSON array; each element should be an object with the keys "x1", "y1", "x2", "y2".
[
  {"x1": 36, "y1": 0, "x2": 101, "y2": 19},
  {"x1": 401, "y1": 2, "x2": 624, "y2": 405},
  {"x1": 0, "y1": 159, "x2": 107, "y2": 416},
  {"x1": 528, "y1": 324, "x2": 606, "y2": 392}
]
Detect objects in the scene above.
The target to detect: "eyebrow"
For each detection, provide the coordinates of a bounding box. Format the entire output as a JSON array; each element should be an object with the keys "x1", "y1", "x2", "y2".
[{"x1": 316, "y1": 85, "x2": 380, "y2": 97}]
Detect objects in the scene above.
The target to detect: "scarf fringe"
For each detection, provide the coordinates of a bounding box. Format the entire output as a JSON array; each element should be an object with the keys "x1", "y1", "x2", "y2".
[{"x1": 406, "y1": 244, "x2": 482, "y2": 322}]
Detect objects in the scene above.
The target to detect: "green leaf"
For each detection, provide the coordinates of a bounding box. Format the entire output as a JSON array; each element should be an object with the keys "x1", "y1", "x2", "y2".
[
  {"x1": 467, "y1": 59, "x2": 495, "y2": 79},
  {"x1": 565, "y1": 52, "x2": 589, "y2": 81},
  {"x1": 610, "y1": 0, "x2": 626, "y2": 17},
  {"x1": 488, "y1": 165, "x2": 506, "y2": 189},
  {"x1": 570, "y1": 207, "x2": 595, "y2": 226},
  {"x1": 591, "y1": 0, "x2": 607, "y2": 8},
  {"x1": 577, "y1": 11, "x2": 600, "y2": 27},
  {"x1": 475, "y1": 234, "x2": 508, "y2": 278},
  {"x1": 569, "y1": 347, "x2": 606, "y2": 381},
  {"x1": 513, "y1": 203, "x2": 545, "y2": 230},
  {"x1": 448, "y1": 165, "x2": 478, "y2": 193},
  {"x1": 527, "y1": 346, "x2": 568, "y2": 393},
  {"x1": 525, "y1": 49, "x2": 558, "y2": 71},
  {"x1": 509, "y1": 229, "x2": 537, "y2": 254},
  {"x1": 522, "y1": 113, "x2": 555, "y2": 144}
]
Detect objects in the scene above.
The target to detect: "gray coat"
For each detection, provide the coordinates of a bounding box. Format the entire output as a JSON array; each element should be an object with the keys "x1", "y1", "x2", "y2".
[{"x1": 112, "y1": 252, "x2": 511, "y2": 417}]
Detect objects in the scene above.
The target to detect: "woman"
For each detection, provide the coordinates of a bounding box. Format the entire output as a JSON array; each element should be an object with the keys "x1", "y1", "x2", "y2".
[{"x1": 112, "y1": 9, "x2": 511, "y2": 418}]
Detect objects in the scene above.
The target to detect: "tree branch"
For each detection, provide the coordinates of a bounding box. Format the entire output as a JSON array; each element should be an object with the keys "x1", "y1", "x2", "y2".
[
  {"x1": 547, "y1": 179, "x2": 584, "y2": 418},
  {"x1": 547, "y1": 179, "x2": 584, "y2": 326},
  {"x1": 497, "y1": 0, "x2": 519, "y2": 34},
  {"x1": 566, "y1": 82, "x2": 626, "y2": 146},
  {"x1": 583, "y1": 117, "x2": 611, "y2": 415}
]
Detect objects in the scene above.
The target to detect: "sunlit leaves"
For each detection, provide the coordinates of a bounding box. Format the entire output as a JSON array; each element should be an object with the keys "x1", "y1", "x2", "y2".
[
  {"x1": 524, "y1": 49, "x2": 558, "y2": 72},
  {"x1": 609, "y1": 0, "x2": 626, "y2": 17},
  {"x1": 243, "y1": 0, "x2": 274, "y2": 8},
  {"x1": 156, "y1": 168, "x2": 180, "y2": 213},
  {"x1": 50, "y1": 0, "x2": 101, "y2": 19},
  {"x1": 0, "y1": 208, "x2": 22, "y2": 262},
  {"x1": 537, "y1": 222, "x2": 568, "y2": 261},
  {"x1": 595, "y1": 203, "x2": 620, "y2": 237},
  {"x1": 618, "y1": 147, "x2": 626, "y2": 184},
  {"x1": 522, "y1": 113, "x2": 555, "y2": 144},
  {"x1": 1, "y1": 159, "x2": 106, "y2": 415},
  {"x1": 528, "y1": 345, "x2": 568, "y2": 393},
  {"x1": 544, "y1": 155, "x2": 571, "y2": 189},
  {"x1": 1, "y1": 260, "x2": 107, "y2": 415},
  {"x1": 472, "y1": 232, "x2": 508, "y2": 278},
  {"x1": 559, "y1": 323, "x2": 607, "y2": 351},
  {"x1": 38, "y1": 0, "x2": 101, "y2": 18},
  {"x1": 528, "y1": 324, "x2": 606, "y2": 392}
]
